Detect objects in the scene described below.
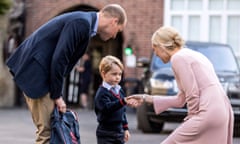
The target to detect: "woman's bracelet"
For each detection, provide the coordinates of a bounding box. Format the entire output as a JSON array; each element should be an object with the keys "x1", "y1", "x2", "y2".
[{"x1": 142, "y1": 94, "x2": 147, "y2": 102}]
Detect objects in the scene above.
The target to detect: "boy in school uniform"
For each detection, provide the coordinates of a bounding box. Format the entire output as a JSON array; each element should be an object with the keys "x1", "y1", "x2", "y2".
[{"x1": 94, "y1": 55, "x2": 130, "y2": 144}]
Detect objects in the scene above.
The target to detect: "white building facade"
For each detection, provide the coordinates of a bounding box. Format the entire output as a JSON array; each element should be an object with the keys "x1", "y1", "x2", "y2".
[{"x1": 164, "y1": 0, "x2": 240, "y2": 61}]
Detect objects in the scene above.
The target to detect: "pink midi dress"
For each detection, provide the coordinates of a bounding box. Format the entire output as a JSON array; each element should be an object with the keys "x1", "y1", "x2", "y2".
[{"x1": 153, "y1": 48, "x2": 234, "y2": 144}]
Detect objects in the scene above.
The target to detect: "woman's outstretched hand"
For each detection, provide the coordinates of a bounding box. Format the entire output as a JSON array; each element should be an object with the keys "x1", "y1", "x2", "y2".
[{"x1": 125, "y1": 94, "x2": 151, "y2": 107}]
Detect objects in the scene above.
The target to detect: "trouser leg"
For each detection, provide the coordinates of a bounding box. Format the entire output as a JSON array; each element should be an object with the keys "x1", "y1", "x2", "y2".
[{"x1": 24, "y1": 93, "x2": 54, "y2": 144}]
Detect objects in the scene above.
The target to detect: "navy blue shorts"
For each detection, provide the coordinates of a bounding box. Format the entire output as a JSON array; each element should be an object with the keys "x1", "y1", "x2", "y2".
[{"x1": 96, "y1": 129, "x2": 124, "y2": 144}]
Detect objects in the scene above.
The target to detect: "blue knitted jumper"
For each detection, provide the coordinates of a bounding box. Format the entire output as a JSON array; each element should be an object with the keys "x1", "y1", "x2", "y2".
[{"x1": 94, "y1": 86, "x2": 129, "y2": 133}]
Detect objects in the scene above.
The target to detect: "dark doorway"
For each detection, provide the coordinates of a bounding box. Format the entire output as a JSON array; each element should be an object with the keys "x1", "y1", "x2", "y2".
[{"x1": 61, "y1": 5, "x2": 124, "y2": 108}]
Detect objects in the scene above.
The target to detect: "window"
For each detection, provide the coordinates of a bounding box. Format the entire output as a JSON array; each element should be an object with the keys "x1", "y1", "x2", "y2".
[
  {"x1": 188, "y1": 0, "x2": 202, "y2": 10},
  {"x1": 165, "y1": 0, "x2": 240, "y2": 58},
  {"x1": 227, "y1": 16, "x2": 240, "y2": 53},
  {"x1": 227, "y1": 0, "x2": 240, "y2": 10},
  {"x1": 188, "y1": 16, "x2": 200, "y2": 41},
  {"x1": 171, "y1": 0, "x2": 184, "y2": 10},
  {"x1": 209, "y1": 0, "x2": 223, "y2": 10},
  {"x1": 209, "y1": 16, "x2": 221, "y2": 42},
  {"x1": 171, "y1": 16, "x2": 183, "y2": 34}
]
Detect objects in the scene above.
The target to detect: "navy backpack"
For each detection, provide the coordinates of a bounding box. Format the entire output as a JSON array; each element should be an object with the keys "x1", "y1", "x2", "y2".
[{"x1": 50, "y1": 107, "x2": 81, "y2": 144}]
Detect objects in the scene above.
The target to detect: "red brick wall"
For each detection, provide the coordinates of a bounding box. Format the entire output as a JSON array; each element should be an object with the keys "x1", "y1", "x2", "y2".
[{"x1": 24, "y1": 0, "x2": 164, "y2": 78}]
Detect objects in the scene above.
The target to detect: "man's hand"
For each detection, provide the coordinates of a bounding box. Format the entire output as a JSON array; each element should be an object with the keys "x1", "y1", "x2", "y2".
[{"x1": 54, "y1": 97, "x2": 67, "y2": 113}]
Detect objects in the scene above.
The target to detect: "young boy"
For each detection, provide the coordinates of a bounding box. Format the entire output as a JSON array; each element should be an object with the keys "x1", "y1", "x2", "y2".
[{"x1": 94, "y1": 55, "x2": 130, "y2": 144}]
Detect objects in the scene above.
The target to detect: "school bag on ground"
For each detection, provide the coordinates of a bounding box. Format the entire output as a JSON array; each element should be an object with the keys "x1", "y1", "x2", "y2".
[{"x1": 50, "y1": 106, "x2": 81, "y2": 144}]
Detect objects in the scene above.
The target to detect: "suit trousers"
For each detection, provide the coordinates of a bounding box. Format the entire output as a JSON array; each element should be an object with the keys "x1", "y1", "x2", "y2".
[{"x1": 24, "y1": 93, "x2": 55, "y2": 144}]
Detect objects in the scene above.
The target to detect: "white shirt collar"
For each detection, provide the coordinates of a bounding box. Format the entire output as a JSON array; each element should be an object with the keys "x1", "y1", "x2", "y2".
[
  {"x1": 91, "y1": 13, "x2": 99, "y2": 37},
  {"x1": 102, "y1": 81, "x2": 121, "y2": 93}
]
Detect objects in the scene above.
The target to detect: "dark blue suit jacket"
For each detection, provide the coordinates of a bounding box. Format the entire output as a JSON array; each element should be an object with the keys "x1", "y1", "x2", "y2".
[{"x1": 6, "y1": 11, "x2": 97, "y2": 99}]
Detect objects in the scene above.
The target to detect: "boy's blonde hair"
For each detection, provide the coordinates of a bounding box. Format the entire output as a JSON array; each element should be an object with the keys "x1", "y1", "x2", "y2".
[{"x1": 99, "y1": 55, "x2": 124, "y2": 74}]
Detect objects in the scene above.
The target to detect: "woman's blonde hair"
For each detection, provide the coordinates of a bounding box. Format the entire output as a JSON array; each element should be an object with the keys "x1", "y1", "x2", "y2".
[
  {"x1": 151, "y1": 26, "x2": 185, "y2": 50},
  {"x1": 99, "y1": 55, "x2": 124, "y2": 74}
]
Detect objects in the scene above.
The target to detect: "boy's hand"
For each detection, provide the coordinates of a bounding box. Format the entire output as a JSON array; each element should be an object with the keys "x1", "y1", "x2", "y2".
[{"x1": 124, "y1": 130, "x2": 130, "y2": 142}]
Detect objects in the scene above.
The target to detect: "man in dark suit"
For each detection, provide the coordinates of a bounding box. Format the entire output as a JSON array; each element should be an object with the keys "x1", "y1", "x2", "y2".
[{"x1": 6, "y1": 4, "x2": 127, "y2": 144}]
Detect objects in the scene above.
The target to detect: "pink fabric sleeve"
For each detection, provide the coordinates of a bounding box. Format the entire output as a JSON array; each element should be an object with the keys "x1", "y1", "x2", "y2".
[
  {"x1": 153, "y1": 54, "x2": 200, "y2": 114},
  {"x1": 153, "y1": 91, "x2": 185, "y2": 114}
]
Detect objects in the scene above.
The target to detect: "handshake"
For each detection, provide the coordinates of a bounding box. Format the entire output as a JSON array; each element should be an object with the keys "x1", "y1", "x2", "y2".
[{"x1": 124, "y1": 94, "x2": 153, "y2": 107}]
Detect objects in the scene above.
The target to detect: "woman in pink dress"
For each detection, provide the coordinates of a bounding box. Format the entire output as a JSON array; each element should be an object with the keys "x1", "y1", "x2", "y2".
[{"x1": 129, "y1": 26, "x2": 234, "y2": 144}]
